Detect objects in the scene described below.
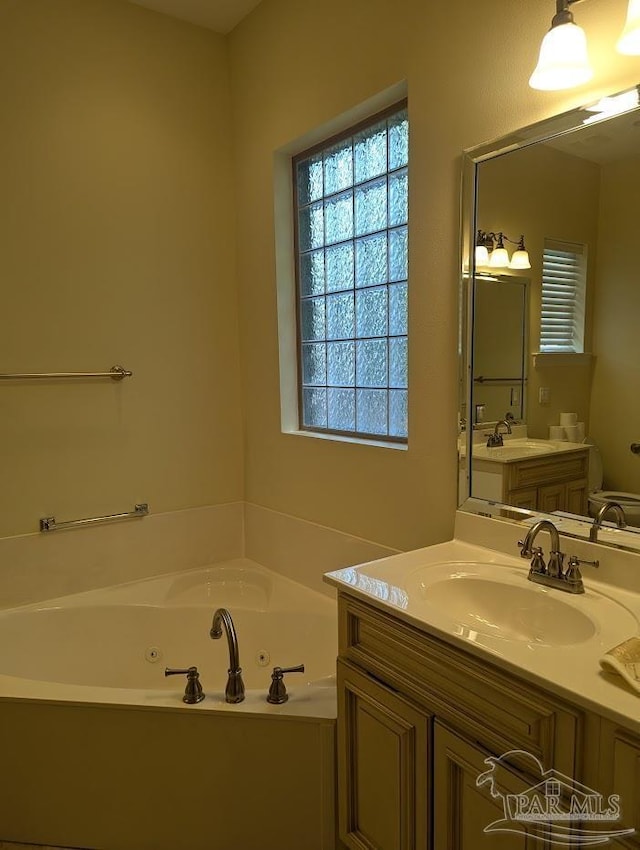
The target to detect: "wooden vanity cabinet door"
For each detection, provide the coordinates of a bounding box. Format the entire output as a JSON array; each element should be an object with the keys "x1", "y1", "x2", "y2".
[
  {"x1": 537, "y1": 482, "x2": 565, "y2": 514},
  {"x1": 337, "y1": 659, "x2": 431, "y2": 850},
  {"x1": 598, "y1": 724, "x2": 640, "y2": 849},
  {"x1": 433, "y1": 722, "x2": 539, "y2": 850},
  {"x1": 565, "y1": 478, "x2": 588, "y2": 515}
]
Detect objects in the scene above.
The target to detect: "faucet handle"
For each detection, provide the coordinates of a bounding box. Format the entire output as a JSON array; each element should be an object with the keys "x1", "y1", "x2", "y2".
[
  {"x1": 529, "y1": 546, "x2": 547, "y2": 575},
  {"x1": 567, "y1": 555, "x2": 600, "y2": 571},
  {"x1": 267, "y1": 664, "x2": 305, "y2": 705},
  {"x1": 165, "y1": 666, "x2": 205, "y2": 704}
]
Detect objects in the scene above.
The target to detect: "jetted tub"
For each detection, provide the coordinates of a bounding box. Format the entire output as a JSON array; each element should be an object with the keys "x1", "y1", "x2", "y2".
[{"x1": 0, "y1": 559, "x2": 339, "y2": 850}]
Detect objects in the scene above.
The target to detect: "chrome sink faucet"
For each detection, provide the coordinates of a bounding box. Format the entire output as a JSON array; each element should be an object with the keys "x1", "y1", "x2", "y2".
[
  {"x1": 486, "y1": 419, "x2": 512, "y2": 448},
  {"x1": 590, "y1": 501, "x2": 626, "y2": 542},
  {"x1": 210, "y1": 608, "x2": 245, "y2": 704},
  {"x1": 518, "y1": 519, "x2": 599, "y2": 594}
]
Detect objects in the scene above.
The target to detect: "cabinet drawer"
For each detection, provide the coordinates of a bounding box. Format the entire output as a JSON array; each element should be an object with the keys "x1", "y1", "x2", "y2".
[
  {"x1": 339, "y1": 595, "x2": 581, "y2": 776},
  {"x1": 506, "y1": 451, "x2": 588, "y2": 491}
]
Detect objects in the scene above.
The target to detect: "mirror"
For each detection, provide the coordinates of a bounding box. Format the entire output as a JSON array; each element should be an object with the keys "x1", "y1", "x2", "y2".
[
  {"x1": 472, "y1": 274, "x2": 529, "y2": 425},
  {"x1": 460, "y1": 85, "x2": 640, "y2": 552}
]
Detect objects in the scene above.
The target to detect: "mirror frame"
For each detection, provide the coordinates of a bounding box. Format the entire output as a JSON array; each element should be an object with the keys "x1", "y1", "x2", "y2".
[{"x1": 459, "y1": 84, "x2": 640, "y2": 553}]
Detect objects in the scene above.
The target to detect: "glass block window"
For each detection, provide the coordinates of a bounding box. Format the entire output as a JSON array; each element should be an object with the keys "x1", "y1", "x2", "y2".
[{"x1": 294, "y1": 103, "x2": 409, "y2": 441}]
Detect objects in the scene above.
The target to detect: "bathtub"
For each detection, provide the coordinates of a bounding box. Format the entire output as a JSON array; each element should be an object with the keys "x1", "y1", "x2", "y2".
[{"x1": 0, "y1": 559, "x2": 339, "y2": 850}]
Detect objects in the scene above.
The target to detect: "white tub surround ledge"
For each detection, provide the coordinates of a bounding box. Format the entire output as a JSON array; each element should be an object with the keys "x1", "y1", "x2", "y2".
[{"x1": 325, "y1": 510, "x2": 640, "y2": 735}]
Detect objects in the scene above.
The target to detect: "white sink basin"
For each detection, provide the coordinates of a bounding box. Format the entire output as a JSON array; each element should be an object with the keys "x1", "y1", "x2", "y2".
[
  {"x1": 418, "y1": 576, "x2": 595, "y2": 645},
  {"x1": 472, "y1": 438, "x2": 584, "y2": 462},
  {"x1": 404, "y1": 561, "x2": 638, "y2": 649}
]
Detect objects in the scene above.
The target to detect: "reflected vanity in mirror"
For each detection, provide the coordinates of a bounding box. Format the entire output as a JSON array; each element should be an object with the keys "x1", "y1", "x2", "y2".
[{"x1": 460, "y1": 84, "x2": 640, "y2": 552}]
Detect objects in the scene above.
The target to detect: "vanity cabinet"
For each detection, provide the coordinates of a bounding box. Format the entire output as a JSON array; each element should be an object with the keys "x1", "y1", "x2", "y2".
[
  {"x1": 475, "y1": 448, "x2": 590, "y2": 514},
  {"x1": 506, "y1": 450, "x2": 589, "y2": 514},
  {"x1": 598, "y1": 722, "x2": 640, "y2": 847},
  {"x1": 337, "y1": 594, "x2": 583, "y2": 850}
]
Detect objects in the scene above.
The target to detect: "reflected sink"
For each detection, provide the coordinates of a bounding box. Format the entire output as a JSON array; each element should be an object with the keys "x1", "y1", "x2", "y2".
[
  {"x1": 474, "y1": 439, "x2": 557, "y2": 460},
  {"x1": 404, "y1": 561, "x2": 638, "y2": 649}
]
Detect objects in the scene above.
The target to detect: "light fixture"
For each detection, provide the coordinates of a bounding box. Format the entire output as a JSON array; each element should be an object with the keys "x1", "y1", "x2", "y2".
[
  {"x1": 617, "y1": 0, "x2": 640, "y2": 53},
  {"x1": 530, "y1": 0, "x2": 640, "y2": 92},
  {"x1": 529, "y1": 0, "x2": 592, "y2": 91},
  {"x1": 476, "y1": 231, "x2": 531, "y2": 270}
]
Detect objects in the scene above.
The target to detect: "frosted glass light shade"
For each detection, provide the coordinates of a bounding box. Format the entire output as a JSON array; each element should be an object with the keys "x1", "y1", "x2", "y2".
[
  {"x1": 488, "y1": 247, "x2": 510, "y2": 268},
  {"x1": 475, "y1": 244, "x2": 490, "y2": 265},
  {"x1": 509, "y1": 249, "x2": 531, "y2": 270},
  {"x1": 617, "y1": 0, "x2": 640, "y2": 54},
  {"x1": 529, "y1": 23, "x2": 593, "y2": 91}
]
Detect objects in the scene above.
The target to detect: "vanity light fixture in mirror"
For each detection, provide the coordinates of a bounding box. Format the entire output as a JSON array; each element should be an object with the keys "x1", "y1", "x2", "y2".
[
  {"x1": 459, "y1": 83, "x2": 640, "y2": 554},
  {"x1": 475, "y1": 231, "x2": 531, "y2": 269},
  {"x1": 530, "y1": 0, "x2": 640, "y2": 91}
]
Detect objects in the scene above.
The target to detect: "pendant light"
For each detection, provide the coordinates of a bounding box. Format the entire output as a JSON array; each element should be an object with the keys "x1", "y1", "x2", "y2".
[
  {"x1": 617, "y1": 0, "x2": 640, "y2": 54},
  {"x1": 529, "y1": 1, "x2": 592, "y2": 91}
]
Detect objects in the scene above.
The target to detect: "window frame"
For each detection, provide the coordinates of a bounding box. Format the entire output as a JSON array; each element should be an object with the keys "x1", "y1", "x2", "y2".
[{"x1": 292, "y1": 99, "x2": 409, "y2": 444}]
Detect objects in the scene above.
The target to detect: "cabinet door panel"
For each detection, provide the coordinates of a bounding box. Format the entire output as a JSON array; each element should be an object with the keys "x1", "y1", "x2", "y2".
[
  {"x1": 538, "y1": 483, "x2": 565, "y2": 514},
  {"x1": 433, "y1": 722, "x2": 541, "y2": 850},
  {"x1": 337, "y1": 660, "x2": 430, "y2": 850}
]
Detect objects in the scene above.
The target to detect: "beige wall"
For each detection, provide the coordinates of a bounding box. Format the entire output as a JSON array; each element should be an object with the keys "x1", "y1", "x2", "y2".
[
  {"x1": 228, "y1": 0, "x2": 640, "y2": 550},
  {"x1": 477, "y1": 145, "x2": 601, "y2": 438},
  {"x1": 2, "y1": 0, "x2": 639, "y2": 553},
  {"x1": 590, "y1": 153, "x2": 640, "y2": 492},
  {"x1": 0, "y1": 0, "x2": 243, "y2": 538}
]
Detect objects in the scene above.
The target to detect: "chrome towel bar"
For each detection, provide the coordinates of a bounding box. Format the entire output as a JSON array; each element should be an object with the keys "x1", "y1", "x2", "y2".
[
  {"x1": 0, "y1": 365, "x2": 132, "y2": 382},
  {"x1": 40, "y1": 503, "x2": 149, "y2": 533}
]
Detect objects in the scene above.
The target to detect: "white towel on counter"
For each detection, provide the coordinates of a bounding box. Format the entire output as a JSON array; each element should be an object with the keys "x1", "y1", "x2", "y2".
[{"x1": 600, "y1": 636, "x2": 640, "y2": 694}]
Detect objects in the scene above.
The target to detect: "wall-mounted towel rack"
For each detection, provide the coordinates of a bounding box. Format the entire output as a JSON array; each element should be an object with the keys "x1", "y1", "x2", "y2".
[
  {"x1": 40, "y1": 503, "x2": 149, "y2": 533},
  {"x1": 0, "y1": 365, "x2": 132, "y2": 382}
]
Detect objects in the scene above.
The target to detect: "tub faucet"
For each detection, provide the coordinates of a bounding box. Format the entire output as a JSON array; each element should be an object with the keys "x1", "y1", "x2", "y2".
[
  {"x1": 486, "y1": 419, "x2": 512, "y2": 448},
  {"x1": 210, "y1": 608, "x2": 245, "y2": 704},
  {"x1": 590, "y1": 501, "x2": 626, "y2": 542}
]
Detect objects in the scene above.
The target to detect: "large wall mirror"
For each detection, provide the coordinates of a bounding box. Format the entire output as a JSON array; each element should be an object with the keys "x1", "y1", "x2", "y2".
[{"x1": 459, "y1": 84, "x2": 640, "y2": 553}]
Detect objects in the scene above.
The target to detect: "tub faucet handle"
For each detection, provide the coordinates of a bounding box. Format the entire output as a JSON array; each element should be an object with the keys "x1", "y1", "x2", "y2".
[
  {"x1": 267, "y1": 664, "x2": 305, "y2": 705},
  {"x1": 165, "y1": 666, "x2": 205, "y2": 705}
]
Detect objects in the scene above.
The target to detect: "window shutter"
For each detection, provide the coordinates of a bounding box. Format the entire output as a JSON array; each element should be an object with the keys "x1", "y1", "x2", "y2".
[{"x1": 540, "y1": 239, "x2": 586, "y2": 353}]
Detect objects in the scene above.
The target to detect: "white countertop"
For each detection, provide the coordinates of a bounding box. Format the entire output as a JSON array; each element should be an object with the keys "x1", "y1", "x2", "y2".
[{"x1": 324, "y1": 538, "x2": 640, "y2": 735}]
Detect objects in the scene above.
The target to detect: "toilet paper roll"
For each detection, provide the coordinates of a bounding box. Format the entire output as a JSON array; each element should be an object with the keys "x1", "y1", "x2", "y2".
[
  {"x1": 549, "y1": 425, "x2": 566, "y2": 440},
  {"x1": 575, "y1": 422, "x2": 585, "y2": 443},
  {"x1": 560, "y1": 412, "x2": 578, "y2": 426},
  {"x1": 564, "y1": 424, "x2": 581, "y2": 442}
]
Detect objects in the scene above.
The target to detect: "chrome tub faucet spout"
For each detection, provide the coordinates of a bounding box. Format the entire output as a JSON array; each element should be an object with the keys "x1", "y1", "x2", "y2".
[{"x1": 210, "y1": 608, "x2": 245, "y2": 704}]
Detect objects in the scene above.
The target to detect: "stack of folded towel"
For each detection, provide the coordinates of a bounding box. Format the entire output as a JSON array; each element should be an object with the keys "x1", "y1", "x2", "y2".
[{"x1": 600, "y1": 637, "x2": 640, "y2": 694}]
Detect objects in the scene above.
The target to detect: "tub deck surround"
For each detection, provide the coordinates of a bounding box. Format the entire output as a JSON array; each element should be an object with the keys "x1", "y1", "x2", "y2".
[
  {"x1": 325, "y1": 529, "x2": 640, "y2": 735},
  {"x1": 0, "y1": 560, "x2": 339, "y2": 850},
  {"x1": 0, "y1": 559, "x2": 337, "y2": 719},
  {"x1": 0, "y1": 502, "x2": 245, "y2": 610}
]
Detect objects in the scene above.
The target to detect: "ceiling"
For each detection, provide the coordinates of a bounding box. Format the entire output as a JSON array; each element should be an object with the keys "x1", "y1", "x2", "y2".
[{"x1": 126, "y1": 0, "x2": 263, "y2": 34}]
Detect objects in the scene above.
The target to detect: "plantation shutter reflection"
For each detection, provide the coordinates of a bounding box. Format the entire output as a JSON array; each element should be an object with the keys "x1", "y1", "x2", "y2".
[{"x1": 540, "y1": 239, "x2": 586, "y2": 353}]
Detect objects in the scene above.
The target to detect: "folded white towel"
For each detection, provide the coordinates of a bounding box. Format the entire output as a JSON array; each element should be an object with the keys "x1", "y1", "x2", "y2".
[{"x1": 600, "y1": 637, "x2": 640, "y2": 694}]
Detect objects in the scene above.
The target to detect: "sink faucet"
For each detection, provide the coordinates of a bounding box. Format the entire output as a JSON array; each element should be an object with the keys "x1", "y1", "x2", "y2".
[
  {"x1": 486, "y1": 419, "x2": 512, "y2": 448},
  {"x1": 590, "y1": 501, "x2": 626, "y2": 542},
  {"x1": 210, "y1": 608, "x2": 245, "y2": 704},
  {"x1": 518, "y1": 519, "x2": 599, "y2": 594}
]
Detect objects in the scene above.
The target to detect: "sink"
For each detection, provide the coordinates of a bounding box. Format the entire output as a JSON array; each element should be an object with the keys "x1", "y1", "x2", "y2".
[
  {"x1": 472, "y1": 438, "x2": 583, "y2": 461},
  {"x1": 404, "y1": 561, "x2": 638, "y2": 648},
  {"x1": 419, "y1": 577, "x2": 595, "y2": 644},
  {"x1": 474, "y1": 439, "x2": 556, "y2": 460}
]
